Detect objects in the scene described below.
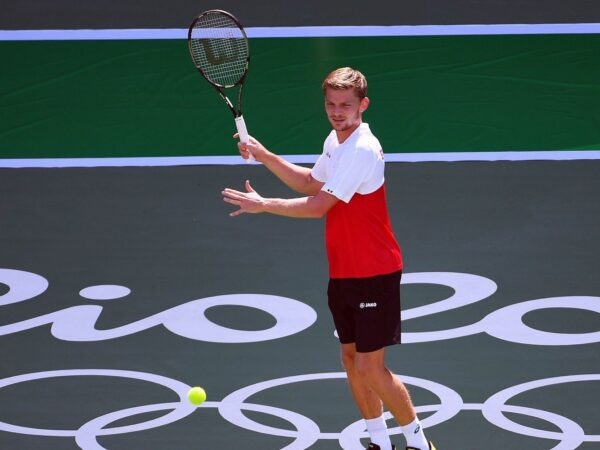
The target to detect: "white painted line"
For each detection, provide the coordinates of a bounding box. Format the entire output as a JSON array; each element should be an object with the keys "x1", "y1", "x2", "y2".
[
  {"x1": 1, "y1": 151, "x2": 598, "y2": 168},
  {"x1": 1, "y1": 24, "x2": 600, "y2": 41}
]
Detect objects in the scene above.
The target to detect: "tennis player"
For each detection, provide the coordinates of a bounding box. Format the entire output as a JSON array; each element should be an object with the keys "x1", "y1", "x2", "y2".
[{"x1": 222, "y1": 67, "x2": 436, "y2": 450}]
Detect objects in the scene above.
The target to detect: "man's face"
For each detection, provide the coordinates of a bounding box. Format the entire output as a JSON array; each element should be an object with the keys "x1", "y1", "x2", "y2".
[{"x1": 324, "y1": 88, "x2": 368, "y2": 141}]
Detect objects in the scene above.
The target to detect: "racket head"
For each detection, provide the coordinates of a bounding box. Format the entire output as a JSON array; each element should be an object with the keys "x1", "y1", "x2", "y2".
[{"x1": 188, "y1": 10, "x2": 249, "y2": 89}]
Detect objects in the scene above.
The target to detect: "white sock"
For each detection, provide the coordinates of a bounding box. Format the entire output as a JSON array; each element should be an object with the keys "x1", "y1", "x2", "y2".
[
  {"x1": 365, "y1": 414, "x2": 392, "y2": 450},
  {"x1": 401, "y1": 417, "x2": 429, "y2": 450}
]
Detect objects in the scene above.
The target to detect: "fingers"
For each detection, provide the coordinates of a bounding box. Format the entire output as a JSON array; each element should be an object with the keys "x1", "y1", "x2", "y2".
[
  {"x1": 222, "y1": 191, "x2": 246, "y2": 217},
  {"x1": 229, "y1": 209, "x2": 244, "y2": 217},
  {"x1": 222, "y1": 179, "x2": 264, "y2": 217},
  {"x1": 236, "y1": 141, "x2": 253, "y2": 160},
  {"x1": 235, "y1": 134, "x2": 260, "y2": 161},
  {"x1": 222, "y1": 188, "x2": 244, "y2": 201},
  {"x1": 222, "y1": 187, "x2": 252, "y2": 214}
]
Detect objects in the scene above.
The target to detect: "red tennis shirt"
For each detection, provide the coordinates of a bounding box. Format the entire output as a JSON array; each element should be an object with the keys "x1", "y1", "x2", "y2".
[{"x1": 311, "y1": 123, "x2": 403, "y2": 279}]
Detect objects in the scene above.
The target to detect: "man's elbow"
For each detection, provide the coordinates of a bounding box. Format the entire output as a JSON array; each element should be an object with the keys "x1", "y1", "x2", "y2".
[
  {"x1": 309, "y1": 201, "x2": 333, "y2": 218},
  {"x1": 311, "y1": 208, "x2": 328, "y2": 219},
  {"x1": 306, "y1": 191, "x2": 336, "y2": 218}
]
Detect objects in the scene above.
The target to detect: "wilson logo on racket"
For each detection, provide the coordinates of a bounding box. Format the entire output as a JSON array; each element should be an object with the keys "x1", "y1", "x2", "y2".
[{"x1": 202, "y1": 40, "x2": 239, "y2": 65}]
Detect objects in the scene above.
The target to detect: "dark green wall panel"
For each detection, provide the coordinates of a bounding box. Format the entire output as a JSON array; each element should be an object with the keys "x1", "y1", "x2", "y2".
[{"x1": 1, "y1": 34, "x2": 599, "y2": 158}]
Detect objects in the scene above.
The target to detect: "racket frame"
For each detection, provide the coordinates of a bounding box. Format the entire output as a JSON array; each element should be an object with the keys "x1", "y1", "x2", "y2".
[{"x1": 187, "y1": 10, "x2": 251, "y2": 145}]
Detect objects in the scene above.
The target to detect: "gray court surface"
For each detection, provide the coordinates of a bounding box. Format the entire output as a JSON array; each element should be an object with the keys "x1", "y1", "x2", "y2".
[{"x1": 0, "y1": 160, "x2": 599, "y2": 449}]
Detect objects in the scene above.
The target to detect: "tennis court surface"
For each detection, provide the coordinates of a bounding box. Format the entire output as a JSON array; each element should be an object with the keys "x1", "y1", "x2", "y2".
[{"x1": 1, "y1": 159, "x2": 598, "y2": 449}]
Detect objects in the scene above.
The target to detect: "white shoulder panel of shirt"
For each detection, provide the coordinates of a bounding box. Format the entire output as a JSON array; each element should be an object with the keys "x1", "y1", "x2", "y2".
[{"x1": 311, "y1": 123, "x2": 385, "y2": 203}]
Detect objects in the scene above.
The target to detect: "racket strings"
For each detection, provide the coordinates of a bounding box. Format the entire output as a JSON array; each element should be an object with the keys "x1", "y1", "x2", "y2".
[{"x1": 189, "y1": 12, "x2": 248, "y2": 87}]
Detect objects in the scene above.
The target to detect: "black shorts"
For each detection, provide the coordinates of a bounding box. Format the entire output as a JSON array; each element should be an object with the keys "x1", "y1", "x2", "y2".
[{"x1": 327, "y1": 270, "x2": 402, "y2": 353}]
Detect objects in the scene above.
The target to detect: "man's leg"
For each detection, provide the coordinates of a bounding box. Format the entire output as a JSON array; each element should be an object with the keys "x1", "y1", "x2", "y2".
[
  {"x1": 345, "y1": 344, "x2": 431, "y2": 450},
  {"x1": 341, "y1": 343, "x2": 385, "y2": 419},
  {"x1": 342, "y1": 343, "x2": 393, "y2": 450},
  {"x1": 350, "y1": 345, "x2": 416, "y2": 425}
]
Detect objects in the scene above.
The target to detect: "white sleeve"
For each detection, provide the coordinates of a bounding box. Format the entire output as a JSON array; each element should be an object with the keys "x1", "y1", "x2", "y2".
[
  {"x1": 322, "y1": 146, "x2": 379, "y2": 203},
  {"x1": 311, "y1": 131, "x2": 335, "y2": 183},
  {"x1": 311, "y1": 152, "x2": 327, "y2": 183}
]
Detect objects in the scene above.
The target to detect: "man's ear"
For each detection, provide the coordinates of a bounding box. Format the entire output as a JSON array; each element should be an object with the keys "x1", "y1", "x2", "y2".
[{"x1": 359, "y1": 96, "x2": 370, "y2": 113}]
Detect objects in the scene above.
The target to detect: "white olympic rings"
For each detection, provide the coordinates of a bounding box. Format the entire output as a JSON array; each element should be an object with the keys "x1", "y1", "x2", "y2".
[{"x1": 0, "y1": 369, "x2": 597, "y2": 450}]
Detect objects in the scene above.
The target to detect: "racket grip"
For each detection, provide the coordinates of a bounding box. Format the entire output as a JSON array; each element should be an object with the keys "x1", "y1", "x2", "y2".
[{"x1": 235, "y1": 116, "x2": 254, "y2": 163}]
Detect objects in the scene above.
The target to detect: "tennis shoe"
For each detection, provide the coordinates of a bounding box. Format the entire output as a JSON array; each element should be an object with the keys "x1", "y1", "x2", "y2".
[{"x1": 406, "y1": 441, "x2": 436, "y2": 450}]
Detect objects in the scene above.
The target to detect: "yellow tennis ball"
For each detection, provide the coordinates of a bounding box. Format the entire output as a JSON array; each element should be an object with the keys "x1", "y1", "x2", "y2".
[{"x1": 187, "y1": 387, "x2": 207, "y2": 406}]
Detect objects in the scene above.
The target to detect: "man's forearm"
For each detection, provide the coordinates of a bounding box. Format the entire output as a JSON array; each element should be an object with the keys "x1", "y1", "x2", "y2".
[
  {"x1": 261, "y1": 152, "x2": 321, "y2": 196},
  {"x1": 261, "y1": 195, "x2": 330, "y2": 219}
]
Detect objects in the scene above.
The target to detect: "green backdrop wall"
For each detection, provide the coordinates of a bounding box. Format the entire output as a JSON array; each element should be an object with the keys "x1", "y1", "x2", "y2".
[{"x1": 1, "y1": 33, "x2": 599, "y2": 158}]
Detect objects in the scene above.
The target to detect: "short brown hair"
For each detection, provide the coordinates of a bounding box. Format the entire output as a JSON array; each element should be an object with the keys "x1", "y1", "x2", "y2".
[{"x1": 322, "y1": 67, "x2": 368, "y2": 99}]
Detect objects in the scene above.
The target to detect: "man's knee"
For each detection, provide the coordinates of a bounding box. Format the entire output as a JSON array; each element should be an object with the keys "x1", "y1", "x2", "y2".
[{"x1": 353, "y1": 353, "x2": 385, "y2": 381}]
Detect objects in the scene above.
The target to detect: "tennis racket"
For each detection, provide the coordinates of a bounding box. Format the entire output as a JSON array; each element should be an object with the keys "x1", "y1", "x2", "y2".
[{"x1": 187, "y1": 10, "x2": 253, "y2": 161}]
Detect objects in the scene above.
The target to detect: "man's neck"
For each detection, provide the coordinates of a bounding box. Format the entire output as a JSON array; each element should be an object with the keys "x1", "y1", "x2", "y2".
[{"x1": 335, "y1": 122, "x2": 362, "y2": 144}]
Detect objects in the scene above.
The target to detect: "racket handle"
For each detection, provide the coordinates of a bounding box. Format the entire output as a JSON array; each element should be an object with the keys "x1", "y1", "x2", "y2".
[{"x1": 235, "y1": 116, "x2": 254, "y2": 163}]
